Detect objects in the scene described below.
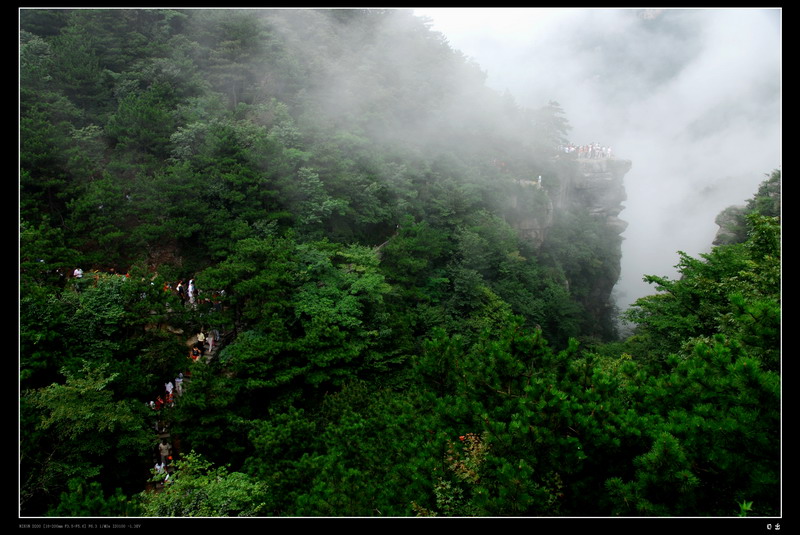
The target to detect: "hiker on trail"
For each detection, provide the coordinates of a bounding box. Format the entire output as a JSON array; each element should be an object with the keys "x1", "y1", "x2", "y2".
[
  {"x1": 155, "y1": 396, "x2": 165, "y2": 410},
  {"x1": 176, "y1": 280, "x2": 186, "y2": 303},
  {"x1": 72, "y1": 268, "x2": 84, "y2": 290},
  {"x1": 154, "y1": 461, "x2": 168, "y2": 486},
  {"x1": 188, "y1": 279, "x2": 196, "y2": 306},
  {"x1": 158, "y1": 439, "x2": 172, "y2": 465},
  {"x1": 190, "y1": 346, "x2": 201, "y2": 361},
  {"x1": 207, "y1": 328, "x2": 218, "y2": 354},
  {"x1": 175, "y1": 373, "x2": 183, "y2": 396},
  {"x1": 165, "y1": 381, "x2": 174, "y2": 407},
  {"x1": 197, "y1": 330, "x2": 206, "y2": 352}
]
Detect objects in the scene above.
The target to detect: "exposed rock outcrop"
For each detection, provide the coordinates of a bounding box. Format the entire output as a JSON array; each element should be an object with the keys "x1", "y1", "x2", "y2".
[
  {"x1": 507, "y1": 178, "x2": 554, "y2": 248},
  {"x1": 508, "y1": 157, "x2": 631, "y2": 248},
  {"x1": 712, "y1": 204, "x2": 748, "y2": 245},
  {"x1": 558, "y1": 157, "x2": 631, "y2": 232},
  {"x1": 508, "y1": 156, "x2": 632, "y2": 339}
]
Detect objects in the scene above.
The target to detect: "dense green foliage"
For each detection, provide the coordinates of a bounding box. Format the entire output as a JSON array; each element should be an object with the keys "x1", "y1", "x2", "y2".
[
  {"x1": 19, "y1": 8, "x2": 779, "y2": 517},
  {"x1": 138, "y1": 451, "x2": 269, "y2": 516},
  {"x1": 714, "y1": 169, "x2": 781, "y2": 245}
]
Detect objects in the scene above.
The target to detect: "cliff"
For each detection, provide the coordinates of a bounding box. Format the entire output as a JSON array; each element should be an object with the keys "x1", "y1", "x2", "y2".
[
  {"x1": 508, "y1": 156, "x2": 632, "y2": 339},
  {"x1": 507, "y1": 177, "x2": 554, "y2": 247},
  {"x1": 558, "y1": 157, "x2": 631, "y2": 233},
  {"x1": 509, "y1": 157, "x2": 632, "y2": 248}
]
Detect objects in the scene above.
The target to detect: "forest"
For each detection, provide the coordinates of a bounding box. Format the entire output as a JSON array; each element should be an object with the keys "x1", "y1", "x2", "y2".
[{"x1": 19, "y1": 8, "x2": 780, "y2": 517}]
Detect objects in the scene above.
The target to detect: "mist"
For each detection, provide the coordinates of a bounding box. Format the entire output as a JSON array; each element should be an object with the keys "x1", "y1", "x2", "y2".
[{"x1": 414, "y1": 7, "x2": 782, "y2": 310}]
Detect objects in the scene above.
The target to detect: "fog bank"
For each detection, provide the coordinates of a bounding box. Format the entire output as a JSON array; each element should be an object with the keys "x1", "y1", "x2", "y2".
[{"x1": 414, "y1": 7, "x2": 782, "y2": 309}]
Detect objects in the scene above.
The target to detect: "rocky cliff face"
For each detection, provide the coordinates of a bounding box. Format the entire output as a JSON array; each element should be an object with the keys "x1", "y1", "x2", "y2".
[
  {"x1": 508, "y1": 156, "x2": 632, "y2": 339},
  {"x1": 712, "y1": 205, "x2": 748, "y2": 245},
  {"x1": 557, "y1": 158, "x2": 631, "y2": 233},
  {"x1": 509, "y1": 157, "x2": 632, "y2": 248},
  {"x1": 572, "y1": 158, "x2": 632, "y2": 336},
  {"x1": 507, "y1": 178, "x2": 554, "y2": 247}
]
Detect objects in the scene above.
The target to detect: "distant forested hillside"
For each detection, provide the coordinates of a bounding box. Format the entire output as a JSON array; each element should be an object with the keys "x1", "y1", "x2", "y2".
[{"x1": 20, "y1": 8, "x2": 779, "y2": 518}]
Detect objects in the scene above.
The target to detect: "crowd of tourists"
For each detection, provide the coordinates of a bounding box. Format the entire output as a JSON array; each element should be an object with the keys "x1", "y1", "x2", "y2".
[
  {"x1": 558, "y1": 142, "x2": 614, "y2": 159},
  {"x1": 188, "y1": 327, "x2": 220, "y2": 362},
  {"x1": 163, "y1": 278, "x2": 225, "y2": 311},
  {"x1": 147, "y1": 372, "x2": 185, "y2": 413},
  {"x1": 64, "y1": 265, "x2": 228, "y2": 489},
  {"x1": 148, "y1": 373, "x2": 184, "y2": 487},
  {"x1": 69, "y1": 267, "x2": 225, "y2": 312},
  {"x1": 147, "y1": 325, "x2": 222, "y2": 487}
]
